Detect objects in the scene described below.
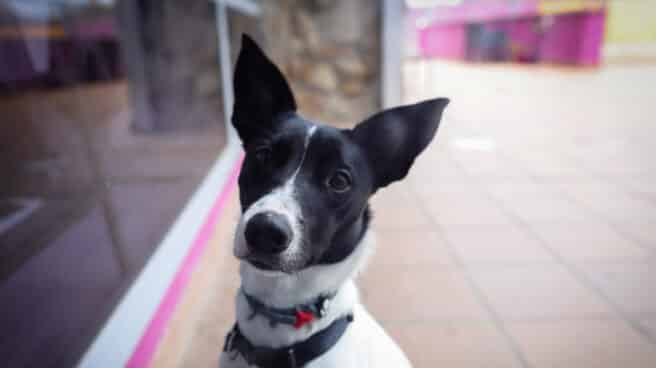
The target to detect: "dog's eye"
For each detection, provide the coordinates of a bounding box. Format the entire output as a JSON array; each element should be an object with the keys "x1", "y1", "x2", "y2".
[
  {"x1": 254, "y1": 146, "x2": 272, "y2": 163},
  {"x1": 327, "y1": 170, "x2": 352, "y2": 193}
]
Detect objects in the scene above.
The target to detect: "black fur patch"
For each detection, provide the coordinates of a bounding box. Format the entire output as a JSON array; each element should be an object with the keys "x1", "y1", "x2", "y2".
[{"x1": 232, "y1": 35, "x2": 449, "y2": 271}]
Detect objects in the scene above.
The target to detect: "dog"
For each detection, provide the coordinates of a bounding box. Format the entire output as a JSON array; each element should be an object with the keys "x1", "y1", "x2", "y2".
[{"x1": 220, "y1": 35, "x2": 448, "y2": 368}]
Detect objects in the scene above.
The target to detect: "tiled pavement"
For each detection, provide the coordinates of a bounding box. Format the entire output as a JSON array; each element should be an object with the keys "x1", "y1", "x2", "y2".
[{"x1": 157, "y1": 61, "x2": 656, "y2": 367}]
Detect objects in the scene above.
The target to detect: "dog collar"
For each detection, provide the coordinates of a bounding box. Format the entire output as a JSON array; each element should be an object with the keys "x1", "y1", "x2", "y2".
[
  {"x1": 242, "y1": 289, "x2": 334, "y2": 329},
  {"x1": 223, "y1": 314, "x2": 353, "y2": 368}
]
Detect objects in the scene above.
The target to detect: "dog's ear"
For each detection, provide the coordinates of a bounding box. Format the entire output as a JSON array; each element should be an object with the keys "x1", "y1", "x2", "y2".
[
  {"x1": 351, "y1": 98, "x2": 449, "y2": 190},
  {"x1": 232, "y1": 34, "x2": 297, "y2": 142}
]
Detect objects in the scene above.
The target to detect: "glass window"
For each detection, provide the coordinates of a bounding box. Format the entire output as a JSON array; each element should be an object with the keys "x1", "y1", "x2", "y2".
[{"x1": 0, "y1": 0, "x2": 235, "y2": 366}]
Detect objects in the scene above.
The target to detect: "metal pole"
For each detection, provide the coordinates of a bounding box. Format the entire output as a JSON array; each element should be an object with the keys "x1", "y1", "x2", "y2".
[{"x1": 212, "y1": 0, "x2": 261, "y2": 146}]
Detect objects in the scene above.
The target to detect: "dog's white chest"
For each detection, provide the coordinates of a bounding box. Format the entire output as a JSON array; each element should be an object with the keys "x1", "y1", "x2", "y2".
[{"x1": 308, "y1": 304, "x2": 412, "y2": 368}]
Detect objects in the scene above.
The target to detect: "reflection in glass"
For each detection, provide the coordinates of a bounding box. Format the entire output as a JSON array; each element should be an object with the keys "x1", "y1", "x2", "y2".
[{"x1": 0, "y1": 1, "x2": 229, "y2": 366}]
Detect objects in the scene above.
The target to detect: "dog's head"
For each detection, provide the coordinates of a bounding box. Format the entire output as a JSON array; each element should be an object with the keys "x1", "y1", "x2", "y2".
[{"x1": 232, "y1": 35, "x2": 448, "y2": 274}]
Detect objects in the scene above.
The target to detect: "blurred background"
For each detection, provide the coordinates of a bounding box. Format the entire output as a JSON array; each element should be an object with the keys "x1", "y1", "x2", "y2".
[{"x1": 0, "y1": 0, "x2": 655, "y2": 367}]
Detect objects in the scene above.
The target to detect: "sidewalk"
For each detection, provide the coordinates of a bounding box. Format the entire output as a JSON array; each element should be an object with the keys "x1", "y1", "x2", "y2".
[{"x1": 154, "y1": 60, "x2": 656, "y2": 367}]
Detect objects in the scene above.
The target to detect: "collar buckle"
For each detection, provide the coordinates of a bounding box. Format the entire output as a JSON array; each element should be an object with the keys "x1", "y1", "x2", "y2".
[
  {"x1": 242, "y1": 289, "x2": 335, "y2": 328},
  {"x1": 287, "y1": 348, "x2": 297, "y2": 368},
  {"x1": 318, "y1": 296, "x2": 330, "y2": 317},
  {"x1": 223, "y1": 326, "x2": 240, "y2": 361}
]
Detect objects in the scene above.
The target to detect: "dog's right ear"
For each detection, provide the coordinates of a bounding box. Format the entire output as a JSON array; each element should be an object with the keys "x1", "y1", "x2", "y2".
[
  {"x1": 232, "y1": 34, "x2": 297, "y2": 143},
  {"x1": 351, "y1": 98, "x2": 449, "y2": 190}
]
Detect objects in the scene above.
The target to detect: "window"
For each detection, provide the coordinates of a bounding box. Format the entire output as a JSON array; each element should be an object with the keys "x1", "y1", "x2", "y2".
[{"x1": 0, "y1": 1, "x2": 259, "y2": 365}]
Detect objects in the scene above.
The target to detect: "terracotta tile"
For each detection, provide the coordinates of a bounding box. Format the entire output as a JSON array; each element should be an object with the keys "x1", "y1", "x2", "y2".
[
  {"x1": 370, "y1": 183, "x2": 431, "y2": 229},
  {"x1": 612, "y1": 221, "x2": 656, "y2": 249},
  {"x1": 453, "y1": 153, "x2": 530, "y2": 180},
  {"x1": 385, "y1": 321, "x2": 521, "y2": 368},
  {"x1": 507, "y1": 319, "x2": 656, "y2": 368},
  {"x1": 412, "y1": 181, "x2": 486, "y2": 202},
  {"x1": 371, "y1": 181, "x2": 416, "y2": 202},
  {"x1": 151, "y1": 194, "x2": 240, "y2": 368},
  {"x1": 421, "y1": 182, "x2": 489, "y2": 196},
  {"x1": 618, "y1": 176, "x2": 656, "y2": 198},
  {"x1": 179, "y1": 333, "x2": 220, "y2": 368},
  {"x1": 369, "y1": 230, "x2": 455, "y2": 267},
  {"x1": 516, "y1": 154, "x2": 588, "y2": 179},
  {"x1": 409, "y1": 151, "x2": 466, "y2": 181},
  {"x1": 424, "y1": 193, "x2": 515, "y2": 226},
  {"x1": 180, "y1": 268, "x2": 237, "y2": 368},
  {"x1": 511, "y1": 196, "x2": 592, "y2": 222},
  {"x1": 529, "y1": 222, "x2": 649, "y2": 261},
  {"x1": 484, "y1": 182, "x2": 550, "y2": 196},
  {"x1": 558, "y1": 183, "x2": 656, "y2": 222},
  {"x1": 487, "y1": 184, "x2": 591, "y2": 223},
  {"x1": 369, "y1": 206, "x2": 432, "y2": 230},
  {"x1": 409, "y1": 172, "x2": 475, "y2": 199},
  {"x1": 638, "y1": 318, "x2": 656, "y2": 340},
  {"x1": 578, "y1": 262, "x2": 656, "y2": 315},
  {"x1": 470, "y1": 264, "x2": 613, "y2": 321},
  {"x1": 361, "y1": 265, "x2": 488, "y2": 322},
  {"x1": 443, "y1": 224, "x2": 554, "y2": 264},
  {"x1": 592, "y1": 197, "x2": 656, "y2": 223},
  {"x1": 583, "y1": 156, "x2": 656, "y2": 176}
]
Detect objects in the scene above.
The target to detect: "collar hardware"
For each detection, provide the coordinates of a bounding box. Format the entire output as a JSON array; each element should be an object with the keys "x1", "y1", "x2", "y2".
[
  {"x1": 242, "y1": 289, "x2": 335, "y2": 329},
  {"x1": 287, "y1": 348, "x2": 297, "y2": 368}
]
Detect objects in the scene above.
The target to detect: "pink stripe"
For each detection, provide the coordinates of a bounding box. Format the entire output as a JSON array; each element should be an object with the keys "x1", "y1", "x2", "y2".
[{"x1": 126, "y1": 155, "x2": 243, "y2": 368}]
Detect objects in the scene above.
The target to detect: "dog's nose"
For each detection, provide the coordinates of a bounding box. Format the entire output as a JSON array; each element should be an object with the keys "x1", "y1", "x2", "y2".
[{"x1": 244, "y1": 212, "x2": 293, "y2": 254}]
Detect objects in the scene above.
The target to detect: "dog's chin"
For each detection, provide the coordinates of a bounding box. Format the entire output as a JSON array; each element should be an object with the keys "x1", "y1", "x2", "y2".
[
  {"x1": 234, "y1": 240, "x2": 308, "y2": 274},
  {"x1": 238, "y1": 254, "x2": 306, "y2": 275}
]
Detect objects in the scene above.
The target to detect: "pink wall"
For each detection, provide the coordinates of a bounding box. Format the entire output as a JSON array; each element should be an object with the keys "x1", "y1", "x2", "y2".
[
  {"x1": 413, "y1": 7, "x2": 605, "y2": 65},
  {"x1": 540, "y1": 13, "x2": 584, "y2": 64},
  {"x1": 409, "y1": 1, "x2": 538, "y2": 26},
  {"x1": 418, "y1": 23, "x2": 466, "y2": 60},
  {"x1": 540, "y1": 11, "x2": 605, "y2": 65},
  {"x1": 579, "y1": 11, "x2": 605, "y2": 65},
  {"x1": 487, "y1": 18, "x2": 541, "y2": 62}
]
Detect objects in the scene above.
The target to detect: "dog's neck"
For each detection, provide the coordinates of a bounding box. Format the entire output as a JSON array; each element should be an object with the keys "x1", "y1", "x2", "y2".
[{"x1": 234, "y1": 231, "x2": 374, "y2": 348}]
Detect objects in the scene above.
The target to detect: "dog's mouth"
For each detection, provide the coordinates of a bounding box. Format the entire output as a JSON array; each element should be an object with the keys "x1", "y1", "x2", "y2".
[
  {"x1": 249, "y1": 259, "x2": 276, "y2": 271},
  {"x1": 241, "y1": 255, "x2": 304, "y2": 274}
]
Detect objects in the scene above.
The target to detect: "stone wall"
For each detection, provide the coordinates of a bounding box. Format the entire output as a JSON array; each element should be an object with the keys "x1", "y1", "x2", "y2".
[
  {"x1": 261, "y1": 0, "x2": 381, "y2": 127},
  {"x1": 119, "y1": 0, "x2": 381, "y2": 131}
]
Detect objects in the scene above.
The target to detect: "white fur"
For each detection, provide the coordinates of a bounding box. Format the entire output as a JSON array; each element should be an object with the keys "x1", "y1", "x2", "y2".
[
  {"x1": 234, "y1": 125, "x2": 317, "y2": 265},
  {"x1": 220, "y1": 231, "x2": 413, "y2": 368}
]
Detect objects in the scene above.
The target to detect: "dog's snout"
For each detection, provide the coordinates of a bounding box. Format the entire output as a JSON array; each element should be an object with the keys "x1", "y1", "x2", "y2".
[{"x1": 244, "y1": 212, "x2": 293, "y2": 254}]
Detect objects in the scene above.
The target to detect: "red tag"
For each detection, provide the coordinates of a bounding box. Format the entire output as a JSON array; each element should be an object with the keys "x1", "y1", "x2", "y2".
[{"x1": 293, "y1": 311, "x2": 315, "y2": 329}]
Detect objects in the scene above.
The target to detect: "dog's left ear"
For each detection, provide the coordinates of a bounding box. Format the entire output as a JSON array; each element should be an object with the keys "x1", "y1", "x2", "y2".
[
  {"x1": 232, "y1": 34, "x2": 297, "y2": 142},
  {"x1": 351, "y1": 98, "x2": 449, "y2": 190}
]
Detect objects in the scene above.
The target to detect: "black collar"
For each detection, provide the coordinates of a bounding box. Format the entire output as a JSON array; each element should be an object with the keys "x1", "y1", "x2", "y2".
[
  {"x1": 223, "y1": 314, "x2": 353, "y2": 368},
  {"x1": 242, "y1": 289, "x2": 334, "y2": 329}
]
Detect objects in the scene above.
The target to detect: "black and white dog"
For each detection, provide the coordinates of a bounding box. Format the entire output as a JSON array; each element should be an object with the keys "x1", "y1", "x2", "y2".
[{"x1": 220, "y1": 35, "x2": 448, "y2": 368}]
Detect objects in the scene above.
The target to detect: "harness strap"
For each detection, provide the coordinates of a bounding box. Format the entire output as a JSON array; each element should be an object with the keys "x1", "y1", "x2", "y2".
[{"x1": 223, "y1": 314, "x2": 354, "y2": 368}]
